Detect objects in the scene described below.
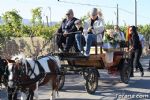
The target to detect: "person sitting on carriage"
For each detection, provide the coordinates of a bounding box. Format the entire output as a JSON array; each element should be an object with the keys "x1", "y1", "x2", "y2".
[
  {"x1": 82, "y1": 8, "x2": 104, "y2": 56},
  {"x1": 75, "y1": 20, "x2": 86, "y2": 52},
  {"x1": 114, "y1": 25, "x2": 126, "y2": 48},
  {"x1": 56, "y1": 9, "x2": 80, "y2": 53}
]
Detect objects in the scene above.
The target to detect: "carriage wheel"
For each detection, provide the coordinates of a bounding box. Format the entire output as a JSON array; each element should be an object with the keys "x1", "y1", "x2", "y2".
[
  {"x1": 85, "y1": 68, "x2": 98, "y2": 94},
  {"x1": 58, "y1": 74, "x2": 65, "y2": 90},
  {"x1": 120, "y1": 62, "x2": 131, "y2": 84}
]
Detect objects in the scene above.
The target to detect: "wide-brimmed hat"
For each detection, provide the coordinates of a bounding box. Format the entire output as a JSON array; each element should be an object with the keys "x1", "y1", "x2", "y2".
[
  {"x1": 90, "y1": 8, "x2": 98, "y2": 16},
  {"x1": 66, "y1": 9, "x2": 74, "y2": 15}
]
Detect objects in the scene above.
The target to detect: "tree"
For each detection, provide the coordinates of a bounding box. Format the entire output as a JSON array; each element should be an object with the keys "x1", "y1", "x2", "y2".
[
  {"x1": 2, "y1": 9, "x2": 23, "y2": 37},
  {"x1": 31, "y1": 7, "x2": 43, "y2": 26}
]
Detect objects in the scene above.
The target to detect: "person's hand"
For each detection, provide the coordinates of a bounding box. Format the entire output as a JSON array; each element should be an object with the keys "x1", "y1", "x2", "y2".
[
  {"x1": 63, "y1": 31, "x2": 68, "y2": 37},
  {"x1": 129, "y1": 48, "x2": 133, "y2": 52},
  {"x1": 54, "y1": 32, "x2": 60, "y2": 35},
  {"x1": 88, "y1": 27, "x2": 93, "y2": 32},
  {"x1": 124, "y1": 48, "x2": 130, "y2": 52}
]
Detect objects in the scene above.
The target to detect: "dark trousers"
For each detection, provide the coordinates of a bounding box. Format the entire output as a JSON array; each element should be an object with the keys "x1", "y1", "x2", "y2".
[
  {"x1": 56, "y1": 34, "x2": 66, "y2": 51},
  {"x1": 65, "y1": 34, "x2": 80, "y2": 52},
  {"x1": 130, "y1": 48, "x2": 143, "y2": 75}
]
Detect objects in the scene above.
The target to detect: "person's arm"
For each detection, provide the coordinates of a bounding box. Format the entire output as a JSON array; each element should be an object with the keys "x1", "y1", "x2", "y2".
[
  {"x1": 67, "y1": 24, "x2": 77, "y2": 33},
  {"x1": 83, "y1": 21, "x2": 89, "y2": 35},
  {"x1": 57, "y1": 19, "x2": 66, "y2": 34},
  {"x1": 93, "y1": 18, "x2": 104, "y2": 34},
  {"x1": 66, "y1": 18, "x2": 78, "y2": 33},
  {"x1": 78, "y1": 27, "x2": 83, "y2": 33},
  {"x1": 57, "y1": 25, "x2": 63, "y2": 34},
  {"x1": 121, "y1": 32, "x2": 125, "y2": 41},
  {"x1": 132, "y1": 35, "x2": 139, "y2": 50}
]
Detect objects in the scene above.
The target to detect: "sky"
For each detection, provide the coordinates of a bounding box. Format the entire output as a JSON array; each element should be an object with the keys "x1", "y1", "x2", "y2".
[{"x1": 0, "y1": 0, "x2": 150, "y2": 26}]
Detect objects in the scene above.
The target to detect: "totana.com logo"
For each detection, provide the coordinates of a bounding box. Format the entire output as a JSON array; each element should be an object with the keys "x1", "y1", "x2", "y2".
[{"x1": 116, "y1": 93, "x2": 149, "y2": 99}]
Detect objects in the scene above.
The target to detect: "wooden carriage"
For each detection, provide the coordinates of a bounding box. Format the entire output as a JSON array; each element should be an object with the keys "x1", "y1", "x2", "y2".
[{"x1": 56, "y1": 46, "x2": 131, "y2": 94}]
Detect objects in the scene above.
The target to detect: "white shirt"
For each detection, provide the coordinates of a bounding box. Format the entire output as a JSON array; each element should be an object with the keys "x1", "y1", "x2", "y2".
[
  {"x1": 83, "y1": 17, "x2": 105, "y2": 43},
  {"x1": 138, "y1": 33, "x2": 145, "y2": 48}
]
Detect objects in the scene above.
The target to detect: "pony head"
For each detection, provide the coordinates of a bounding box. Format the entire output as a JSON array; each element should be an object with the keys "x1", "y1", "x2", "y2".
[{"x1": 7, "y1": 53, "x2": 27, "y2": 88}]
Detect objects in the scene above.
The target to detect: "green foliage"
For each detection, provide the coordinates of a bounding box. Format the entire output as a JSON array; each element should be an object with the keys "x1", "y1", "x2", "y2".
[
  {"x1": 2, "y1": 9, "x2": 23, "y2": 37},
  {"x1": 31, "y1": 7, "x2": 43, "y2": 26},
  {"x1": 138, "y1": 24, "x2": 150, "y2": 40},
  {"x1": 105, "y1": 22, "x2": 114, "y2": 29},
  {"x1": 80, "y1": 15, "x2": 89, "y2": 23},
  {"x1": 0, "y1": 8, "x2": 150, "y2": 42}
]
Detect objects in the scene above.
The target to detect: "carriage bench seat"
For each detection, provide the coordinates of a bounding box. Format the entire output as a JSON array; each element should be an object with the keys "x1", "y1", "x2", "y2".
[{"x1": 54, "y1": 52, "x2": 88, "y2": 60}]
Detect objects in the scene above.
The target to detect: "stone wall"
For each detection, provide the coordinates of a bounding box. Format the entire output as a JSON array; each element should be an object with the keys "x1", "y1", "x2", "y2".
[
  {"x1": 0, "y1": 37, "x2": 57, "y2": 59},
  {"x1": 0, "y1": 37, "x2": 149, "y2": 59}
]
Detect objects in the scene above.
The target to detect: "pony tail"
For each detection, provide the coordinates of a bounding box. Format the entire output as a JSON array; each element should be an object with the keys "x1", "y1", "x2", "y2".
[{"x1": 56, "y1": 75, "x2": 60, "y2": 97}]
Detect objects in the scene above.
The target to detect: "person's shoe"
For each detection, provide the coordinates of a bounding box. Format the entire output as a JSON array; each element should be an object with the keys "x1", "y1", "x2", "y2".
[
  {"x1": 130, "y1": 74, "x2": 134, "y2": 77},
  {"x1": 58, "y1": 48, "x2": 64, "y2": 53},
  {"x1": 141, "y1": 71, "x2": 144, "y2": 77},
  {"x1": 135, "y1": 68, "x2": 139, "y2": 72},
  {"x1": 84, "y1": 53, "x2": 90, "y2": 57},
  {"x1": 76, "y1": 52, "x2": 83, "y2": 56},
  {"x1": 63, "y1": 49, "x2": 69, "y2": 53}
]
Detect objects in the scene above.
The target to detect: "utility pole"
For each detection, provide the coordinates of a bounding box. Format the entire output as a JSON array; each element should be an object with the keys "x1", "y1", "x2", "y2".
[
  {"x1": 48, "y1": 7, "x2": 51, "y2": 26},
  {"x1": 46, "y1": 16, "x2": 49, "y2": 26},
  {"x1": 135, "y1": 0, "x2": 137, "y2": 26},
  {"x1": 117, "y1": 4, "x2": 119, "y2": 26}
]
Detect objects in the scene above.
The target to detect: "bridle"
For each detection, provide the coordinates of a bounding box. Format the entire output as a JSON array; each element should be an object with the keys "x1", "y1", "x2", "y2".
[{"x1": 0, "y1": 59, "x2": 10, "y2": 86}]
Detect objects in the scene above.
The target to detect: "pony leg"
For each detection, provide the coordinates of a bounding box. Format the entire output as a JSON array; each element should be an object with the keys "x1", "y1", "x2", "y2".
[
  {"x1": 50, "y1": 76, "x2": 58, "y2": 100},
  {"x1": 34, "y1": 82, "x2": 39, "y2": 100},
  {"x1": 7, "y1": 87, "x2": 12, "y2": 100},
  {"x1": 26, "y1": 89, "x2": 34, "y2": 100},
  {"x1": 30, "y1": 90, "x2": 34, "y2": 100},
  {"x1": 50, "y1": 90, "x2": 56, "y2": 100},
  {"x1": 13, "y1": 92, "x2": 18, "y2": 100},
  {"x1": 7, "y1": 87, "x2": 18, "y2": 100},
  {"x1": 20, "y1": 92, "x2": 27, "y2": 100}
]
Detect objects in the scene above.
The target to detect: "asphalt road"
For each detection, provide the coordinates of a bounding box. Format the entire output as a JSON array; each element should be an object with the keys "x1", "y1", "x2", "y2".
[{"x1": 0, "y1": 56, "x2": 150, "y2": 100}]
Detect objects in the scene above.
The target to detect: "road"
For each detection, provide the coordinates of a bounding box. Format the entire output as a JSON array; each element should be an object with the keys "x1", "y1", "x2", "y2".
[{"x1": 0, "y1": 56, "x2": 150, "y2": 100}]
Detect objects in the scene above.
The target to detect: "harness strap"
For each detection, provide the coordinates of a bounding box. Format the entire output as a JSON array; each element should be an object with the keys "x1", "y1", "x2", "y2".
[
  {"x1": 26, "y1": 60, "x2": 46, "y2": 83},
  {"x1": 35, "y1": 60, "x2": 45, "y2": 74},
  {"x1": 47, "y1": 56, "x2": 60, "y2": 74},
  {"x1": 26, "y1": 60, "x2": 37, "y2": 77}
]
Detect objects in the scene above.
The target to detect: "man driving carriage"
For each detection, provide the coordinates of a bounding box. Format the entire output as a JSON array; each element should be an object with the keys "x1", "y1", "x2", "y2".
[{"x1": 56, "y1": 9, "x2": 80, "y2": 53}]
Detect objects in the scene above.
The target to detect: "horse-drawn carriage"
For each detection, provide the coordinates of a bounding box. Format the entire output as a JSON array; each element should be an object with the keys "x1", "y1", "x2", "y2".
[
  {"x1": 0, "y1": 37, "x2": 132, "y2": 100},
  {"x1": 56, "y1": 47, "x2": 131, "y2": 94}
]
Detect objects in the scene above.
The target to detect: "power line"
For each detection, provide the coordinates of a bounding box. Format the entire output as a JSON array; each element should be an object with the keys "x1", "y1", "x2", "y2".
[
  {"x1": 58, "y1": 0, "x2": 116, "y2": 9},
  {"x1": 58, "y1": 0, "x2": 150, "y2": 20},
  {"x1": 119, "y1": 8, "x2": 134, "y2": 14},
  {"x1": 119, "y1": 8, "x2": 150, "y2": 20}
]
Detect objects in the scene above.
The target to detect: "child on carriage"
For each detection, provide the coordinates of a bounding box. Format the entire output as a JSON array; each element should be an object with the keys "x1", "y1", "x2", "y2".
[{"x1": 75, "y1": 20, "x2": 86, "y2": 52}]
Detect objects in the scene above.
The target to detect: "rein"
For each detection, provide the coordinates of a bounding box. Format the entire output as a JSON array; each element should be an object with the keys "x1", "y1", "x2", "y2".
[{"x1": 16, "y1": 59, "x2": 46, "y2": 87}]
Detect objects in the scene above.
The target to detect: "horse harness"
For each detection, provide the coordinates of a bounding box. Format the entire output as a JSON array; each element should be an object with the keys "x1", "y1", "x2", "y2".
[{"x1": 26, "y1": 60, "x2": 45, "y2": 81}]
